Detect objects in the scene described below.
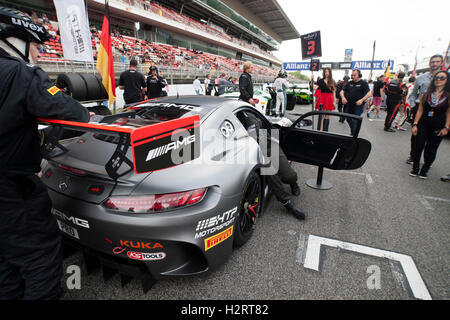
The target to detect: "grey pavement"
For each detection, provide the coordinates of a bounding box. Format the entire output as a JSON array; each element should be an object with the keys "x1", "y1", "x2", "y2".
[{"x1": 61, "y1": 103, "x2": 450, "y2": 300}]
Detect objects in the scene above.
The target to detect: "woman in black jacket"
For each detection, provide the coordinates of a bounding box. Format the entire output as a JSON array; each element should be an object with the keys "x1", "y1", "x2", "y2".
[{"x1": 410, "y1": 71, "x2": 450, "y2": 179}]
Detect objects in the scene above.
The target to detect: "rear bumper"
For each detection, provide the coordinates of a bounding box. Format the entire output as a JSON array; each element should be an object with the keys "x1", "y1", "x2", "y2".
[{"x1": 48, "y1": 186, "x2": 241, "y2": 279}]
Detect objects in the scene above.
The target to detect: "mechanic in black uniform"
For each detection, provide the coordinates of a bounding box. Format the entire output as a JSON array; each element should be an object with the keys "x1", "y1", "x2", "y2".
[
  {"x1": 119, "y1": 59, "x2": 146, "y2": 105},
  {"x1": 239, "y1": 61, "x2": 255, "y2": 106},
  {"x1": 340, "y1": 69, "x2": 372, "y2": 136},
  {"x1": 0, "y1": 7, "x2": 91, "y2": 300},
  {"x1": 146, "y1": 65, "x2": 166, "y2": 99},
  {"x1": 238, "y1": 111, "x2": 307, "y2": 220},
  {"x1": 383, "y1": 72, "x2": 408, "y2": 132},
  {"x1": 336, "y1": 75, "x2": 349, "y2": 122}
]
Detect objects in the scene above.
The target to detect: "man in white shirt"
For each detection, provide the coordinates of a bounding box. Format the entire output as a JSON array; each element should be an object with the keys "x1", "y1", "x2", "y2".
[
  {"x1": 204, "y1": 75, "x2": 212, "y2": 96},
  {"x1": 193, "y1": 76, "x2": 202, "y2": 95},
  {"x1": 274, "y1": 70, "x2": 289, "y2": 117}
]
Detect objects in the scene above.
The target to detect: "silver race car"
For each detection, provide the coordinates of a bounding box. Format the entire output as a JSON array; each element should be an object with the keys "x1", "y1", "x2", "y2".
[{"x1": 40, "y1": 96, "x2": 371, "y2": 292}]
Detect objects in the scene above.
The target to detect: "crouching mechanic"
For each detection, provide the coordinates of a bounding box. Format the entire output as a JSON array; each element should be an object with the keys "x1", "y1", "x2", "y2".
[
  {"x1": 237, "y1": 111, "x2": 307, "y2": 220},
  {"x1": 0, "y1": 7, "x2": 91, "y2": 299}
]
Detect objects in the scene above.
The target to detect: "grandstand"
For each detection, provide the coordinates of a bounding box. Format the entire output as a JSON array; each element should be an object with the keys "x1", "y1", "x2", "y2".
[{"x1": 0, "y1": 0, "x2": 300, "y2": 83}]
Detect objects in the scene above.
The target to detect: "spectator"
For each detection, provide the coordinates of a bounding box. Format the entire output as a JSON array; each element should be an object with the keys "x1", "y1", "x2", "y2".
[
  {"x1": 160, "y1": 71, "x2": 169, "y2": 96},
  {"x1": 410, "y1": 71, "x2": 450, "y2": 179},
  {"x1": 204, "y1": 74, "x2": 212, "y2": 96},
  {"x1": 193, "y1": 76, "x2": 202, "y2": 95},
  {"x1": 406, "y1": 54, "x2": 444, "y2": 164},
  {"x1": 340, "y1": 69, "x2": 372, "y2": 136},
  {"x1": 219, "y1": 73, "x2": 232, "y2": 95},
  {"x1": 118, "y1": 59, "x2": 146, "y2": 105},
  {"x1": 42, "y1": 13, "x2": 49, "y2": 24},
  {"x1": 394, "y1": 76, "x2": 416, "y2": 131},
  {"x1": 367, "y1": 75, "x2": 385, "y2": 118}
]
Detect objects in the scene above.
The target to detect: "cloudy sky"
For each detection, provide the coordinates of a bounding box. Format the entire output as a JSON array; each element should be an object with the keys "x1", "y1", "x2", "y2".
[{"x1": 274, "y1": 0, "x2": 449, "y2": 77}]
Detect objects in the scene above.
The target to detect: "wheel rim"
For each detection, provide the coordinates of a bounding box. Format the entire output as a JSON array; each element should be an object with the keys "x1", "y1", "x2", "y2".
[{"x1": 239, "y1": 175, "x2": 262, "y2": 235}]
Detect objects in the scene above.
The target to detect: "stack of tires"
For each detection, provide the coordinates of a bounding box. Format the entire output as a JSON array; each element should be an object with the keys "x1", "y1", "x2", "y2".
[{"x1": 56, "y1": 73, "x2": 111, "y2": 115}]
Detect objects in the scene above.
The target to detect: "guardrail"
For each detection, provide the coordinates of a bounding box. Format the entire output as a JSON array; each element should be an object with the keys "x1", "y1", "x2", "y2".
[{"x1": 38, "y1": 58, "x2": 286, "y2": 83}]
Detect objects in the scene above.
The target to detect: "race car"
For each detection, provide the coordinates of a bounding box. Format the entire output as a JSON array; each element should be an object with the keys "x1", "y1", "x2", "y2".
[
  {"x1": 287, "y1": 84, "x2": 312, "y2": 104},
  {"x1": 220, "y1": 84, "x2": 274, "y2": 116},
  {"x1": 39, "y1": 96, "x2": 371, "y2": 292}
]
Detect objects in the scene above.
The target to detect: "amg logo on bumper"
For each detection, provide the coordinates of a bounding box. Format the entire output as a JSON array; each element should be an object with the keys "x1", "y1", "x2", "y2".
[
  {"x1": 51, "y1": 208, "x2": 90, "y2": 229},
  {"x1": 146, "y1": 135, "x2": 196, "y2": 162}
]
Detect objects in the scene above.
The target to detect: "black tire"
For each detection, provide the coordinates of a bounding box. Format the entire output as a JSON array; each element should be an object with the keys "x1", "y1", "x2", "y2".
[
  {"x1": 93, "y1": 105, "x2": 112, "y2": 116},
  {"x1": 233, "y1": 171, "x2": 263, "y2": 248},
  {"x1": 286, "y1": 94, "x2": 296, "y2": 110},
  {"x1": 79, "y1": 73, "x2": 101, "y2": 101},
  {"x1": 56, "y1": 73, "x2": 87, "y2": 101},
  {"x1": 94, "y1": 73, "x2": 109, "y2": 100}
]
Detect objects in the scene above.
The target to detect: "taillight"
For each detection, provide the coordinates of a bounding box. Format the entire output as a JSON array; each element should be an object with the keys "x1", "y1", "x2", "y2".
[
  {"x1": 58, "y1": 164, "x2": 86, "y2": 176},
  {"x1": 103, "y1": 188, "x2": 207, "y2": 213}
]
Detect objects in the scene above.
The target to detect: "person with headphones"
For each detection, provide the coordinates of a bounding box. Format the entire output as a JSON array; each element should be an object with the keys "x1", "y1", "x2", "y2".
[
  {"x1": 146, "y1": 65, "x2": 166, "y2": 99},
  {"x1": 273, "y1": 69, "x2": 289, "y2": 117},
  {"x1": 340, "y1": 69, "x2": 372, "y2": 136},
  {"x1": 0, "y1": 7, "x2": 91, "y2": 299}
]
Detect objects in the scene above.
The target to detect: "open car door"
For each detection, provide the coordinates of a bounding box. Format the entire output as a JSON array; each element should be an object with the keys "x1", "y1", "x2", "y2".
[{"x1": 280, "y1": 111, "x2": 371, "y2": 170}]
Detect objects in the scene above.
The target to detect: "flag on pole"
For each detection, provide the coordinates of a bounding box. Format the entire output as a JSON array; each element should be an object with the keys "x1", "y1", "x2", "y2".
[
  {"x1": 384, "y1": 59, "x2": 391, "y2": 82},
  {"x1": 96, "y1": 0, "x2": 116, "y2": 106}
]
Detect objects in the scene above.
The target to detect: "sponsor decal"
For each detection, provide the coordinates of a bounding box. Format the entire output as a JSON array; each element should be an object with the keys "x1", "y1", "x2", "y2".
[
  {"x1": 205, "y1": 226, "x2": 233, "y2": 251},
  {"x1": 145, "y1": 103, "x2": 202, "y2": 112},
  {"x1": 119, "y1": 240, "x2": 164, "y2": 250},
  {"x1": 11, "y1": 17, "x2": 44, "y2": 33},
  {"x1": 47, "y1": 86, "x2": 61, "y2": 95},
  {"x1": 195, "y1": 207, "x2": 238, "y2": 239},
  {"x1": 52, "y1": 208, "x2": 90, "y2": 229},
  {"x1": 145, "y1": 134, "x2": 196, "y2": 162},
  {"x1": 127, "y1": 251, "x2": 166, "y2": 261}
]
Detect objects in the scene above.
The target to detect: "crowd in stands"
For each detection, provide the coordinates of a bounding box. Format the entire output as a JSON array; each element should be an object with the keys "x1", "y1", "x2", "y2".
[
  {"x1": 21, "y1": 6, "x2": 284, "y2": 81},
  {"x1": 117, "y1": 0, "x2": 280, "y2": 61}
]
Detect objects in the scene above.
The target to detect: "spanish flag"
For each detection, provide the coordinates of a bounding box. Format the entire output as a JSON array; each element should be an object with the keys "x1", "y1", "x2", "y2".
[{"x1": 96, "y1": 0, "x2": 116, "y2": 106}]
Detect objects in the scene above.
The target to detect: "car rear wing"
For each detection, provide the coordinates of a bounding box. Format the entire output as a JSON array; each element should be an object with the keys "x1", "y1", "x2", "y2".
[{"x1": 38, "y1": 114, "x2": 200, "y2": 180}]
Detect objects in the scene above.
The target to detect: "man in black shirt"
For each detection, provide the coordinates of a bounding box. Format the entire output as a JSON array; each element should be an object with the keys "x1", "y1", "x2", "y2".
[
  {"x1": 119, "y1": 59, "x2": 146, "y2": 105},
  {"x1": 146, "y1": 65, "x2": 166, "y2": 99},
  {"x1": 239, "y1": 61, "x2": 255, "y2": 106},
  {"x1": 340, "y1": 69, "x2": 372, "y2": 136}
]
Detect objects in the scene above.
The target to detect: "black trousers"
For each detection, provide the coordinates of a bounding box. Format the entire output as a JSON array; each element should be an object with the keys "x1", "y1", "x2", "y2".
[
  {"x1": 384, "y1": 100, "x2": 401, "y2": 129},
  {"x1": 412, "y1": 124, "x2": 444, "y2": 171},
  {"x1": 409, "y1": 107, "x2": 418, "y2": 158},
  {"x1": 0, "y1": 175, "x2": 63, "y2": 300},
  {"x1": 266, "y1": 147, "x2": 298, "y2": 204}
]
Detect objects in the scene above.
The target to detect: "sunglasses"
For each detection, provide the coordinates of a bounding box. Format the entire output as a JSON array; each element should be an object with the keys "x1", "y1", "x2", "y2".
[{"x1": 435, "y1": 76, "x2": 448, "y2": 81}]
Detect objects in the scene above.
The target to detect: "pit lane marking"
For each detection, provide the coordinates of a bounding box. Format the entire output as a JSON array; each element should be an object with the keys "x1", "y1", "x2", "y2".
[
  {"x1": 297, "y1": 234, "x2": 431, "y2": 300},
  {"x1": 416, "y1": 195, "x2": 450, "y2": 211},
  {"x1": 323, "y1": 168, "x2": 374, "y2": 184}
]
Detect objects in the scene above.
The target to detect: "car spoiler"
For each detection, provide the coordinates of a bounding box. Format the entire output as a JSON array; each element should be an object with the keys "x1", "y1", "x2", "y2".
[{"x1": 38, "y1": 114, "x2": 200, "y2": 180}]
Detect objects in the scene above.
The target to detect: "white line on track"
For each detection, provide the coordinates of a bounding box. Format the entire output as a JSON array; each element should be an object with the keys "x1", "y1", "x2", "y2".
[
  {"x1": 301, "y1": 234, "x2": 432, "y2": 300},
  {"x1": 416, "y1": 194, "x2": 450, "y2": 210},
  {"x1": 323, "y1": 168, "x2": 374, "y2": 184}
]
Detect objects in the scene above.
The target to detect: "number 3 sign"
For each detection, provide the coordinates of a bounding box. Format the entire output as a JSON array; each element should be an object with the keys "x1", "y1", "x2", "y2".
[{"x1": 301, "y1": 31, "x2": 322, "y2": 60}]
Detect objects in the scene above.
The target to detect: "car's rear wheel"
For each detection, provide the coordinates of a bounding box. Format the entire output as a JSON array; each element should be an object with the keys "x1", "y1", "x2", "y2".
[{"x1": 233, "y1": 171, "x2": 263, "y2": 248}]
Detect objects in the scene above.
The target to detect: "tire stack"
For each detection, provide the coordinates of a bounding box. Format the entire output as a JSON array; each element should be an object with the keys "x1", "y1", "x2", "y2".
[{"x1": 56, "y1": 73, "x2": 111, "y2": 115}]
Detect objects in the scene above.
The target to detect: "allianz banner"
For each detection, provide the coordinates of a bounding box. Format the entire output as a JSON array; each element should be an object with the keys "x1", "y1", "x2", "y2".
[{"x1": 53, "y1": 0, "x2": 94, "y2": 62}]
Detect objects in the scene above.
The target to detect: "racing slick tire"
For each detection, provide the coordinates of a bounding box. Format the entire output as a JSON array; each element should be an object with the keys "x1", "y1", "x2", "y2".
[
  {"x1": 233, "y1": 171, "x2": 263, "y2": 248},
  {"x1": 286, "y1": 93, "x2": 296, "y2": 111},
  {"x1": 94, "y1": 73, "x2": 109, "y2": 101},
  {"x1": 56, "y1": 73, "x2": 88, "y2": 101},
  {"x1": 79, "y1": 73, "x2": 102, "y2": 102}
]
